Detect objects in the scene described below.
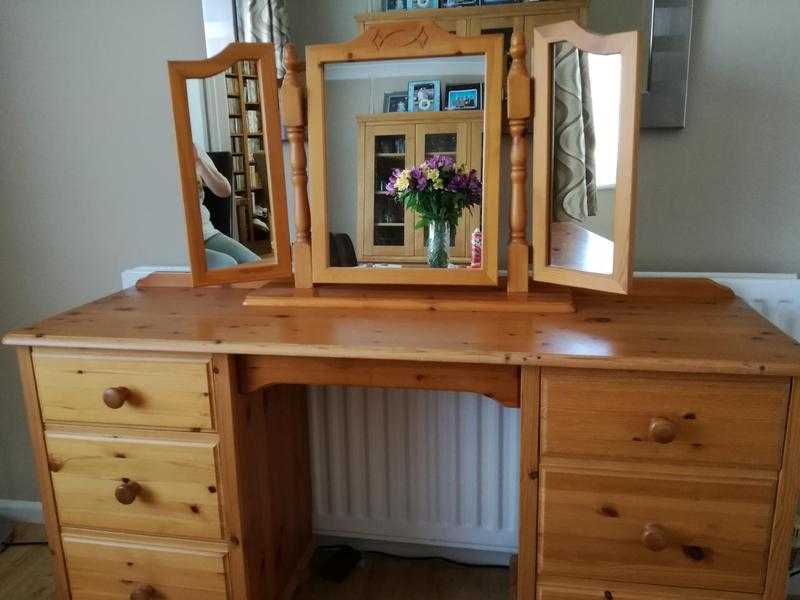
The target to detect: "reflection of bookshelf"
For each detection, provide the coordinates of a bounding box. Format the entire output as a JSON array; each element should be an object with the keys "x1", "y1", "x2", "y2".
[
  {"x1": 356, "y1": 110, "x2": 482, "y2": 264},
  {"x1": 225, "y1": 60, "x2": 272, "y2": 257}
]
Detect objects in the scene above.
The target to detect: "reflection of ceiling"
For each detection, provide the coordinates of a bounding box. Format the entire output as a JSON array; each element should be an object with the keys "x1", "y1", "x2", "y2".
[{"x1": 324, "y1": 56, "x2": 485, "y2": 81}]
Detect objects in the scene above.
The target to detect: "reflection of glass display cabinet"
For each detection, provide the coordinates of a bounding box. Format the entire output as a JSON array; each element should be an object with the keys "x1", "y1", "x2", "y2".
[{"x1": 357, "y1": 111, "x2": 482, "y2": 264}]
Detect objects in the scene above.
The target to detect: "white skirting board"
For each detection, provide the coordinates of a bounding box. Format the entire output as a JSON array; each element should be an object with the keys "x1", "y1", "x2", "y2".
[{"x1": 0, "y1": 500, "x2": 44, "y2": 524}]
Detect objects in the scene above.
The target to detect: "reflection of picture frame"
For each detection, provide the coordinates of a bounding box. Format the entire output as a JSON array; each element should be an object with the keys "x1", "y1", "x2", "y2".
[
  {"x1": 408, "y1": 80, "x2": 441, "y2": 112},
  {"x1": 383, "y1": 91, "x2": 409, "y2": 113},
  {"x1": 408, "y1": 0, "x2": 439, "y2": 8},
  {"x1": 480, "y1": 0, "x2": 520, "y2": 4},
  {"x1": 382, "y1": 0, "x2": 406, "y2": 9},
  {"x1": 443, "y1": 0, "x2": 478, "y2": 6},
  {"x1": 446, "y1": 84, "x2": 481, "y2": 110}
]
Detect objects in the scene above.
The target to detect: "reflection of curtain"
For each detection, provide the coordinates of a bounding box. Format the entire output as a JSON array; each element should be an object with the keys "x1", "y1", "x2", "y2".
[
  {"x1": 235, "y1": 0, "x2": 290, "y2": 76},
  {"x1": 552, "y1": 42, "x2": 597, "y2": 223}
]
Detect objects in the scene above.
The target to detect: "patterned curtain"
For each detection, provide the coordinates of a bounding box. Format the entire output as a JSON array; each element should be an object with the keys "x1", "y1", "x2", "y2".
[
  {"x1": 552, "y1": 42, "x2": 597, "y2": 223},
  {"x1": 235, "y1": 0, "x2": 290, "y2": 76}
]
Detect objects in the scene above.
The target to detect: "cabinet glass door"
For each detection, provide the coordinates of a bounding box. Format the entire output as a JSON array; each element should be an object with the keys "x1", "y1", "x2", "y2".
[
  {"x1": 414, "y1": 123, "x2": 471, "y2": 261},
  {"x1": 361, "y1": 124, "x2": 415, "y2": 260}
]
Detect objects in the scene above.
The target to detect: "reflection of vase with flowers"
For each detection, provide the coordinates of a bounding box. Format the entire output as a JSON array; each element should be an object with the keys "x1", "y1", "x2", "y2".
[{"x1": 386, "y1": 155, "x2": 482, "y2": 268}]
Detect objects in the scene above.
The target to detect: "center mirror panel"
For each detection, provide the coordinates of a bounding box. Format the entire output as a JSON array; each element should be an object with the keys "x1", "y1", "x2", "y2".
[
  {"x1": 549, "y1": 44, "x2": 621, "y2": 276},
  {"x1": 323, "y1": 56, "x2": 486, "y2": 270},
  {"x1": 186, "y1": 61, "x2": 277, "y2": 270}
]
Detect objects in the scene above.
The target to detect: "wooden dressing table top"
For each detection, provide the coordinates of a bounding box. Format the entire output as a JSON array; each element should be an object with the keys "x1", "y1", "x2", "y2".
[{"x1": 5, "y1": 279, "x2": 800, "y2": 377}]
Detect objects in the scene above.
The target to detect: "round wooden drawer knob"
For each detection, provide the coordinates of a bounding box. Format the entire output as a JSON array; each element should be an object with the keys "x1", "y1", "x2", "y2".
[
  {"x1": 641, "y1": 523, "x2": 669, "y2": 551},
  {"x1": 103, "y1": 386, "x2": 131, "y2": 409},
  {"x1": 130, "y1": 584, "x2": 156, "y2": 600},
  {"x1": 648, "y1": 417, "x2": 678, "y2": 444},
  {"x1": 115, "y1": 480, "x2": 142, "y2": 505}
]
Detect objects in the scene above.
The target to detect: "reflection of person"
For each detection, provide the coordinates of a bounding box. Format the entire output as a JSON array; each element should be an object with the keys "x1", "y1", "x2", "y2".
[{"x1": 194, "y1": 144, "x2": 260, "y2": 269}]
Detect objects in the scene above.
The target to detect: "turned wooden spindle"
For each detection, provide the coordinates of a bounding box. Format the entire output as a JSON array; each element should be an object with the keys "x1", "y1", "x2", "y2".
[
  {"x1": 102, "y1": 386, "x2": 130, "y2": 409},
  {"x1": 641, "y1": 523, "x2": 669, "y2": 552},
  {"x1": 506, "y1": 32, "x2": 531, "y2": 294},
  {"x1": 280, "y1": 43, "x2": 313, "y2": 289},
  {"x1": 115, "y1": 480, "x2": 142, "y2": 505},
  {"x1": 649, "y1": 416, "x2": 678, "y2": 444},
  {"x1": 130, "y1": 584, "x2": 156, "y2": 600}
]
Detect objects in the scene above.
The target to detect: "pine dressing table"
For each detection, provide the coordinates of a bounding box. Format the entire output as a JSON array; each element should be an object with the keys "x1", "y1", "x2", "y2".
[
  {"x1": 5, "y1": 280, "x2": 800, "y2": 600},
  {"x1": 6, "y1": 18, "x2": 800, "y2": 600}
]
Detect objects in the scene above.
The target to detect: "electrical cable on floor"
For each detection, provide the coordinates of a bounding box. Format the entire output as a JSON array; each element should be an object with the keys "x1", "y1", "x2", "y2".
[{"x1": 315, "y1": 544, "x2": 510, "y2": 570}]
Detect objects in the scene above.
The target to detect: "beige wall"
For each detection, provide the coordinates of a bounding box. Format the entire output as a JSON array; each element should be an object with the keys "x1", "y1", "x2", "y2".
[
  {"x1": 0, "y1": 0, "x2": 204, "y2": 501},
  {"x1": 289, "y1": 0, "x2": 800, "y2": 274}
]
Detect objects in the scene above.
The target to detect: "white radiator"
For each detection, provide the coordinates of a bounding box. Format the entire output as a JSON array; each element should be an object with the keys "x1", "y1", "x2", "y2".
[
  {"x1": 309, "y1": 387, "x2": 520, "y2": 552},
  {"x1": 308, "y1": 274, "x2": 800, "y2": 554}
]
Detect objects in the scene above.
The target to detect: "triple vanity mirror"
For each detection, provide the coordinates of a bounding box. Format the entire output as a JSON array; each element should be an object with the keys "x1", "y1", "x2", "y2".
[
  {"x1": 306, "y1": 22, "x2": 504, "y2": 286},
  {"x1": 167, "y1": 21, "x2": 640, "y2": 297},
  {"x1": 169, "y1": 44, "x2": 291, "y2": 286},
  {"x1": 533, "y1": 22, "x2": 640, "y2": 294}
]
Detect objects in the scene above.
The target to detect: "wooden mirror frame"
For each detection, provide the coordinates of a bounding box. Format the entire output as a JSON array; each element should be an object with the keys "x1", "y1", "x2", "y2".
[
  {"x1": 168, "y1": 43, "x2": 291, "y2": 287},
  {"x1": 305, "y1": 21, "x2": 503, "y2": 287},
  {"x1": 532, "y1": 22, "x2": 641, "y2": 295}
]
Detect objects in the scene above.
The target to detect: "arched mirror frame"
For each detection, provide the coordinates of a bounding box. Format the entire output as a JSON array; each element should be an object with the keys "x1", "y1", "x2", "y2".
[
  {"x1": 305, "y1": 21, "x2": 504, "y2": 287},
  {"x1": 168, "y1": 43, "x2": 292, "y2": 287},
  {"x1": 532, "y1": 22, "x2": 641, "y2": 295}
]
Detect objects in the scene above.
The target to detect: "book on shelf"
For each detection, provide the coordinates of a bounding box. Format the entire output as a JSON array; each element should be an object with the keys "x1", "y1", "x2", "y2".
[
  {"x1": 226, "y1": 77, "x2": 239, "y2": 95},
  {"x1": 244, "y1": 78, "x2": 259, "y2": 103},
  {"x1": 229, "y1": 117, "x2": 242, "y2": 134},
  {"x1": 233, "y1": 156, "x2": 244, "y2": 172},
  {"x1": 227, "y1": 97, "x2": 240, "y2": 115},
  {"x1": 232, "y1": 137, "x2": 242, "y2": 153},
  {"x1": 247, "y1": 137, "x2": 263, "y2": 155},
  {"x1": 245, "y1": 110, "x2": 261, "y2": 133},
  {"x1": 249, "y1": 165, "x2": 262, "y2": 189},
  {"x1": 234, "y1": 174, "x2": 245, "y2": 190},
  {"x1": 241, "y1": 60, "x2": 256, "y2": 76}
]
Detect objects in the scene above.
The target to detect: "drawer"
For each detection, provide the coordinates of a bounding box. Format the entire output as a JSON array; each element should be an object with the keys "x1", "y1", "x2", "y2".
[
  {"x1": 537, "y1": 577, "x2": 761, "y2": 600},
  {"x1": 63, "y1": 530, "x2": 228, "y2": 599},
  {"x1": 540, "y1": 369, "x2": 789, "y2": 469},
  {"x1": 33, "y1": 349, "x2": 213, "y2": 430},
  {"x1": 47, "y1": 429, "x2": 222, "y2": 539},
  {"x1": 538, "y1": 466, "x2": 775, "y2": 593}
]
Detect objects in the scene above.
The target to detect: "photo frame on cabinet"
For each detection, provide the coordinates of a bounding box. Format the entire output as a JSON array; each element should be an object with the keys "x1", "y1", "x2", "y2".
[
  {"x1": 168, "y1": 43, "x2": 292, "y2": 287},
  {"x1": 305, "y1": 21, "x2": 503, "y2": 286},
  {"x1": 532, "y1": 21, "x2": 641, "y2": 294}
]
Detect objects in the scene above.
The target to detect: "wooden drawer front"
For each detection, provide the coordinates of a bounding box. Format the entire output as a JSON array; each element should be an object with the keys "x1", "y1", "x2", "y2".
[
  {"x1": 537, "y1": 577, "x2": 761, "y2": 600},
  {"x1": 541, "y1": 369, "x2": 789, "y2": 469},
  {"x1": 63, "y1": 532, "x2": 228, "y2": 599},
  {"x1": 538, "y1": 467, "x2": 775, "y2": 593},
  {"x1": 48, "y1": 431, "x2": 222, "y2": 539},
  {"x1": 33, "y1": 349, "x2": 213, "y2": 429}
]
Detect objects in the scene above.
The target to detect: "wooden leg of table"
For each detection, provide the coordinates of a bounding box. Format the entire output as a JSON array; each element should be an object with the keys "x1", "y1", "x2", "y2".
[
  {"x1": 214, "y1": 354, "x2": 313, "y2": 600},
  {"x1": 764, "y1": 377, "x2": 800, "y2": 600},
  {"x1": 16, "y1": 347, "x2": 71, "y2": 600},
  {"x1": 517, "y1": 367, "x2": 540, "y2": 600}
]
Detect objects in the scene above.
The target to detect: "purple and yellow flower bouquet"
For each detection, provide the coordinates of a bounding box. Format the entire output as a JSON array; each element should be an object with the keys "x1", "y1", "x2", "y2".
[{"x1": 386, "y1": 155, "x2": 482, "y2": 267}]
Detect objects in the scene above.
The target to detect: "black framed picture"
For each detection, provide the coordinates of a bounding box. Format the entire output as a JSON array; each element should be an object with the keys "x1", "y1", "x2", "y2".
[
  {"x1": 408, "y1": 80, "x2": 441, "y2": 112},
  {"x1": 383, "y1": 91, "x2": 409, "y2": 113},
  {"x1": 382, "y1": 0, "x2": 406, "y2": 9},
  {"x1": 445, "y1": 84, "x2": 482, "y2": 111},
  {"x1": 408, "y1": 0, "x2": 439, "y2": 7}
]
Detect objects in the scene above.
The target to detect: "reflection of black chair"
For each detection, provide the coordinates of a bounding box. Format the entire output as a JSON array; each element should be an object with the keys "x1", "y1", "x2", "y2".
[
  {"x1": 329, "y1": 233, "x2": 358, "y2": 267},
  {"x1": 205, "y1": 151, "x2": 233, "y2": 237}
]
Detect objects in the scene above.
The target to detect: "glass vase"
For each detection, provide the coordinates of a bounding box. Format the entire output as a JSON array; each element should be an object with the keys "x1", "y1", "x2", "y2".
[{"x1": 427, "y1": 220, "x2": 450, "y2": 268}]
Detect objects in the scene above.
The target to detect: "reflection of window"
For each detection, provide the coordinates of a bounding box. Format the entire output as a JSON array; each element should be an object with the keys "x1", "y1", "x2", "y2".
[{"x1": 588, "y1": 54, "x2": 622, "y2": 189}]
